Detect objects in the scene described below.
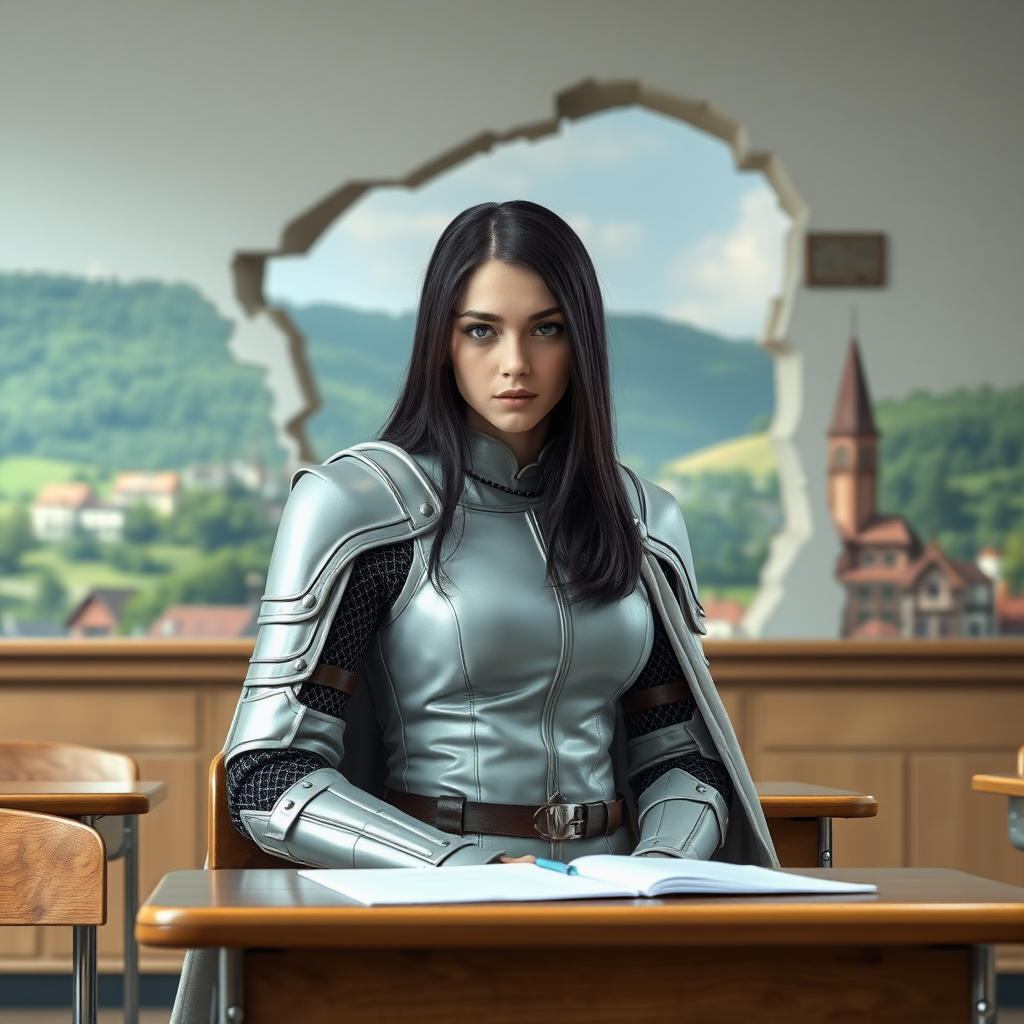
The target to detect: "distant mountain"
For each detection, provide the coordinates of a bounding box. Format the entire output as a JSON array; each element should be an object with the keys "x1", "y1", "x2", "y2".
[
  {"x1": 0, "y1": 274, "x2": 283, "y2": 471},
  {"x1": 291, "y1": 304, "x2": 775, "y2": 475},
  {"x1": 0, "y1": 274, "x2": 773, "y2": 478}
]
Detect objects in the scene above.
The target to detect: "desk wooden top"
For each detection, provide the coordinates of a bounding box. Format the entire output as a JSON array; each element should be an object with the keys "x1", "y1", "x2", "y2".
[
  {"x1": 972, "y1": 774, "x2": 1024, "y2": 797},
  {"x1": 137, "y1": 867, "x2": 1024, "y2": 949},
  {"x1": 754, "y1": 782, "x2": 877, "y2": 818},
  {"x1": 0, "y1": 781, "x2": 167, "y2": 815}
]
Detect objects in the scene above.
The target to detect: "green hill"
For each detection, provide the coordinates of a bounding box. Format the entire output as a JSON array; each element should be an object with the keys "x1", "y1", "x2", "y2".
[
  {"x1": 875, "y1": 383, "x2": 1024, "y2": 558},
  {"x1": 291, "y1": 304, "x2": 775, "y2": 474},
  {"x1": 0, "y1": 273, "x2": 284, "y2": 471}
]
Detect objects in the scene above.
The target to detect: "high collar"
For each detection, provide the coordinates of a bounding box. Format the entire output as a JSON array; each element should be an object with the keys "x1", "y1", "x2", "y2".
[{"x1": 462, "y1": 428, "x2": 545, "y2": 510}]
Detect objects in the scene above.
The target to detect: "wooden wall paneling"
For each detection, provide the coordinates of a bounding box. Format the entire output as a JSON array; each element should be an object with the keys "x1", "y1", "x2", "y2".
[
  {"x1": 759, "y1": 689, "x2": 1024, "y2": 750},
  {"x1": 909, "y1": 752, "x2": 1024, "y2": 885},
  {"x1": 0, "y1": 689, "x2": 198, "y2": 749},
  {"x1": 0, "y1": 925, "x2": 38, "y2": 957},
  {"x1": 757, "y1": 753, "x2": 905, "y2": 867}
]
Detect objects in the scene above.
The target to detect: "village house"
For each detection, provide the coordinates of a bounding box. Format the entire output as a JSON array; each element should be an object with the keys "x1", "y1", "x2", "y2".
[
  {"x1": 31, "y1": 482, "x2": 125, "y2": 543},
  {"x1": 65, "y1": 587, "x2": 138, "y2": 638},
  {"x1": 827, "y1": 339, "x2": 995, "y2": 638},
  {"x1": 112, "y1": 471, "x2": 181, "y2": 516}
]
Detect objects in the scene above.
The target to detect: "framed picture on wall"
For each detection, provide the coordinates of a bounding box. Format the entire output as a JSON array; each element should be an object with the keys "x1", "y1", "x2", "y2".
[{"x1": 805, "y1": 233, "x2": 886, "y2": 287}]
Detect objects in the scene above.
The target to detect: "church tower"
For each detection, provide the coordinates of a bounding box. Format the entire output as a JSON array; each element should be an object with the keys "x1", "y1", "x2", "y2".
[{"x1": 827, "y1": 337, "x2": 879, "y2": 537}]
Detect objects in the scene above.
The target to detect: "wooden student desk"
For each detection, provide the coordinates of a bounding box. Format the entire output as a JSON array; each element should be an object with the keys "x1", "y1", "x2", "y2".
[
  {"x1": 755, "y1": 781, "x2": 876, "y2": 867},
  {"x1": 973, "y1": 773, "x2": 1024, "y2": 851},
  {"x1": 138, "y1": 867, "x2": 1023, "y2": 1024},
  {"x1": 0, "y1": 781, "x2": 166, "y2": 1024}
]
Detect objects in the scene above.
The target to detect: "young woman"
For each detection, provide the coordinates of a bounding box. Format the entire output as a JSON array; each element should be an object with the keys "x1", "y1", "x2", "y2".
[{"x1": 223, "y1": 201, "x2": 776, "y2": 868}]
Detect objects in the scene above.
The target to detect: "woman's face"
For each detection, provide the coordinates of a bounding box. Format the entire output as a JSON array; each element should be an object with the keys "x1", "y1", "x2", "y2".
[{"x1": 450, "y1": 259, "x2": 571, "y2": 467}]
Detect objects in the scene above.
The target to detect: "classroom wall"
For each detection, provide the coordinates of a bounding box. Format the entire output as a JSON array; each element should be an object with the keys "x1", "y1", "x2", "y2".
[{"x1": 2, "y1": 0, "x2": 1021, "y2": 636}]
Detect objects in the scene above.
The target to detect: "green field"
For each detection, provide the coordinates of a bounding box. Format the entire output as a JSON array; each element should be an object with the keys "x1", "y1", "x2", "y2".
[
  {"x1": 12, "y1": 543, "x2": 206, "y2": 608},
  {"x1": 0, "y1": 456, "x2": 108, "y2": 501},
  {"x1": 659, "y1": 432, "x2": 777, "y2": 481}
]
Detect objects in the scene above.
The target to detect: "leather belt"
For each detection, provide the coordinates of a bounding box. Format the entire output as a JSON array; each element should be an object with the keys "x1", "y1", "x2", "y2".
[
  {"x1": 620, "y1": 678, "x2": 692, "y2": 715},
  {"x1": 384, "y1": 788, "x2": 624, "y2": 842}
]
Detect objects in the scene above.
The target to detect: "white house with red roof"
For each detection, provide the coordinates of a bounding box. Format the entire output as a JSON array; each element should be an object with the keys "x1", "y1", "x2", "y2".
[
  {"x1": 827, "y1": 339, "x2": 995, "y2": 638},
  {"x1": 112, "y1": 471, "x2": 181, "y2": 515}
]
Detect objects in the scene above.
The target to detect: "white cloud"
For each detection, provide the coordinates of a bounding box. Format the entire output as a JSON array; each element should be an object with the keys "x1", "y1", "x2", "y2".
[
  {"x1": 567, "y1": 214, "x2": 643, "y2": 263},
  {"x1": 662, "y1": 187, "x2": 788, "y2": 338},
  {"x1": 335, "y1": 205, "x2": 455, "y2": 284}
]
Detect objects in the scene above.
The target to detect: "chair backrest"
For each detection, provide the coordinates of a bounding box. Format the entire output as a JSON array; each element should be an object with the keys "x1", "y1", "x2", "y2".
[
  {"x1": 0, "y1": 807, "x2": 106, "y2": 925},
  {"x1": 0, "y1": 741, "x2": 138, "y2": 783},
  {"x1": 208, "y1": 752, "x2": 295, "y2": 870}
]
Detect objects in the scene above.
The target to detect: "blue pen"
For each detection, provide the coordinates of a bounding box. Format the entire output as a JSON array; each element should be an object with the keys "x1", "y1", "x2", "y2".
[{"x1": 535, "y1": 857, "x2": 578, "y2": 875}]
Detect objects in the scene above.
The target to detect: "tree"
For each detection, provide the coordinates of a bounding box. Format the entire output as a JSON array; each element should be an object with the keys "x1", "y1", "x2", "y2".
[
  {"x1": 1004, "y1": 533, "x2": 1024, "y2": 596},
  {"x1": 0, "y1": 504, "x2": 36, "y2": 572},
  {"x1": 32, "y1": 568, "x2": 68, "y2": 620},
  {"x1": 123, "y1": 501, "x2": 162, "y2": 543}
]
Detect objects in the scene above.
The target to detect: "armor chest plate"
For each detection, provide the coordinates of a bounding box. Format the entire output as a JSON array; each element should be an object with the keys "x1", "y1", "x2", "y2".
[{"x1": 361, "y1": 440, "x2": 653, "y2": 808}]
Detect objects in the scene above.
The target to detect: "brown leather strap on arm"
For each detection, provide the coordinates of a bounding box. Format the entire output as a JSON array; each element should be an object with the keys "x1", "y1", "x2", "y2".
[
  {"x1": 309, "y1": 663, "x2": 359, "y2": 695},
  {"x1": 620, "y1": 679, "x2": 692, "y2": 715}
]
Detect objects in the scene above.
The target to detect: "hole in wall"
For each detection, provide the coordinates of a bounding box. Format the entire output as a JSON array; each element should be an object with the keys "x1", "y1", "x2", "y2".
[{"x1": 231, "y1": 79, "x2": 810, "y2": 635}]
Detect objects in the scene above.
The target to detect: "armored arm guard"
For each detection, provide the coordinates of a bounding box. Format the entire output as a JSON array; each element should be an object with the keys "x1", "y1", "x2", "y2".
[
  {"x1": 225, "y1": 443, "x2": 498, "y2": 868},
  {"x1": 619, "y1": 467, "x2": 732, "y2": 860}
]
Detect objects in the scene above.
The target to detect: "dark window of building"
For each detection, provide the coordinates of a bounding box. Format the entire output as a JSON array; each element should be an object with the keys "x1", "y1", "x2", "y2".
[
  {"x1": 835, "y1": 445, "x2": 849, "y2": 469},
  {"x1": 881, "y1": 586, "x2": 895, "y2": 601},
  {"x1": 884, "y1": 551, "x2": 897, "y2": 567},
  {"x1": 915, "y1": 620, "x2": 927, "y2": 637},
  {"x1": 858, "y1": 587, "x2": 871, "y2": 602},
  {"x1": 882, "y1": 610, "x2": 896, "y2": 625},
  {"x1": 938, "y1": 619, "x2": 949, "y2": 637},
  {"x1": 968, "y1": 621, "x2": 981, "y2": 636},
  {"x1": 862, "y1": 552, "x2": 875, "y2": 566},
  {"x1": 927, "y1": 581, "x2": 940, "y2": 599},
  {"x1": 860, "y1": 445, "x2": 875, "y2": 469},
  {"x1": 858, "y1": 610, "x2": 871, "y2": 624}
]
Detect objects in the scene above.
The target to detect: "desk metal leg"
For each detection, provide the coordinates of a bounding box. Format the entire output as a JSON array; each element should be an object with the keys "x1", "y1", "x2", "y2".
[
  {"x1": 972, "y1": 944, "x2": 995, "y2": 1022},
  {"x1": 218, "y1": 948, "x2": 244, "y2": 1024},
  {"x1": 123, "y1": 814, "x2": 139, "y2": 1024},
  {"x1": 72, "y1": 925, "x2": 98, "y2": 1024},
  {"x1": 817, "y1": 816, "x2": 832, "y2": 867}
]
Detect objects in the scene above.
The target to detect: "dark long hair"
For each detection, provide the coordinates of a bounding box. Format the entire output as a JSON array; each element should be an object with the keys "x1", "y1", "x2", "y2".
[{"x1": 380, "y1": 200, "x2": 642, "y2": 604}]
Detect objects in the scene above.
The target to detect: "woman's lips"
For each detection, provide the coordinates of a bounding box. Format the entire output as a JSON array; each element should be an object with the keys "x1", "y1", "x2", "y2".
[{"x1": 495, "y1": 390, "x2": 536, "y2": 408}]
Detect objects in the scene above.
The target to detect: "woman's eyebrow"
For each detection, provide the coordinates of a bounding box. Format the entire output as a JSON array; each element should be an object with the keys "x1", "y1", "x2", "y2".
[
  {"x1": 455, "y1": 309, "x2": 501, "y2": 321},
  {"x1": 530, "y1": 306, "x2": 563, "y2": 320}
]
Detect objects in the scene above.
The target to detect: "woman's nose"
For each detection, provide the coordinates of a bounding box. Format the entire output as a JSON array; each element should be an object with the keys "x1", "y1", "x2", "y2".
[{"x1": 499, "y1": 335, "x2": 530, "y2": 377}]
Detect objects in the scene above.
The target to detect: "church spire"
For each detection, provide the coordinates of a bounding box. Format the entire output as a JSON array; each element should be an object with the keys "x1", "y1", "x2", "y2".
[{"x1": 829, "y1": 337, "x2": 878, "y2": 438}]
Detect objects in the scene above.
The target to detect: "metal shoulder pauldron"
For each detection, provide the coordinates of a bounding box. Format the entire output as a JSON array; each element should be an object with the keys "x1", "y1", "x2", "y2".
[{"x1": 246, "y1": 443, "x2": 440, "y2": 688}]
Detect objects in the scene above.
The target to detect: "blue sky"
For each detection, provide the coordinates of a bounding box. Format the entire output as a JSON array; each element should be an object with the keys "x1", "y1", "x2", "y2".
[{"x1": 266, "y1": 107, "x2": 790, "y2": 340}]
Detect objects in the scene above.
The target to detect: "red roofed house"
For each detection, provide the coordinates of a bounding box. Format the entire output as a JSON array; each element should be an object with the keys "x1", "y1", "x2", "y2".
[
  {"x1": 66, "y1": 588, "x2": 138, "y2": 638},
  {"x1": 827, "y1": 338, "x2": 994, "y2": 638},
  {"x1": 112, "y1": 471, "x2": 181, "y2": 515},
  {"x1": 148, "y1": 605, "x2": 256, "y2": 638},
  {"x1": 32, "y1": 482, "x2": 97, "y2": 542}
]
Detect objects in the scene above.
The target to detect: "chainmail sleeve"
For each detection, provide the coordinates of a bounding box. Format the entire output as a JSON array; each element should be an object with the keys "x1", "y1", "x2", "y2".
[
  {"x1": 622, "y1": 607, "x2": 733, "y2": 807},
  {"x1": 227, "y1": 541, "x2": 414, "y2": 835}
]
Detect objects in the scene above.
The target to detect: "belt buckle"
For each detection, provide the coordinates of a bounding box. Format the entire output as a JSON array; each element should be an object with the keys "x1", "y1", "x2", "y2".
[{"x1": 533, "y1": 793, "x2": 585, "y2": 841}]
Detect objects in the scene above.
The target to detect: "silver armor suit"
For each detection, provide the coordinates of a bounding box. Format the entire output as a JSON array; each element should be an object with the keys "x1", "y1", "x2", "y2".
[{"x1": 224, "y1": 430, "x2": 777, "y2": 868}]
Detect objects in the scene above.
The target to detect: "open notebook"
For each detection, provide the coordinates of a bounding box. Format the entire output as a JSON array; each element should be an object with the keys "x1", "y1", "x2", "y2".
[{"x1": 299, "y1": 855, "x2": 877, "y2": 906}]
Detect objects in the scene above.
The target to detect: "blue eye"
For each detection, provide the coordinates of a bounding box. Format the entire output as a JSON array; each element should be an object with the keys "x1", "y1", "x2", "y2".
[
  {"x1": 536, "y1": 322, "x2": 563, "y2": 337},
  {"x1": 466, "y1": 324, "x2": 492, "y2": 339}
]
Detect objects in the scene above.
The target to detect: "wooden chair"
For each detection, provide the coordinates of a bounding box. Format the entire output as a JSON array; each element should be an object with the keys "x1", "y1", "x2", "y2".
[
  {"x1": 0, "y1": 741, "x2": 140, "y2": 1022},
  {"x1": 0, "y1": 807, "x2": 106, "y2": 1024},
  {"x1": 0, "y1": 740, "x2": 138, "y2": 784}
]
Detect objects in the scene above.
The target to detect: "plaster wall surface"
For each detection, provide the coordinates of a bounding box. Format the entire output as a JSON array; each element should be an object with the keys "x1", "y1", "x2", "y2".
[{"x1": 1, "y1": 0, "x2": 1021, "y2": 635}]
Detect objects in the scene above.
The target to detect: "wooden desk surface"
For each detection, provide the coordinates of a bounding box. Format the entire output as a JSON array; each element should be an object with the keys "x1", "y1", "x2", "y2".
[
  {"x1": 0, "y1": 780, "x2": 167, "y2": 815},
  {"x1": 973, "y1": 774, "x2": 1024, "y2": 798},
  {"x1": 138, "y1": 867, "x2": 1024, "y2": 949},
  {"x1": 754, "y1": 781, "x2": 877, "y2": 818}
]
